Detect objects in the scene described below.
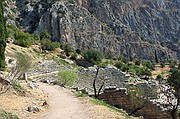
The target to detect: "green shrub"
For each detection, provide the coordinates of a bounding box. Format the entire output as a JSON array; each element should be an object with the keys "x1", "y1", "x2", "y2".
[
  {"x1": 156, "y1": 74, "x2": 163, "y2": 81},
  {"x1": 83, "y1": 49, "x2": 103, "y2": 64},
  {"x1": 40, "y1": 30, "x2": 51, "y2": 40},
  {"x1": 139, "y1": 68, "x2": 152, "y2": 80},
  {"x1": 0, "y1": 110, "x2": 19, "y2": 119},
  {"x1": 14, "y1": 31, "x2": 32, "y2": 47},
  {"x1": 135, "y1": 60, "x2": 141, "y2": 66},
  {"x1": 31, "y1": 33, "x2": 40, "y2": 41},
  {"x1": 58, "y1": 69, "x2": 78, "y2": 87},
  {"x1": 14, "y1": 38, "x2": 32, "y2": 47},
  {"x1": 12, "y1": 82, "x2": 26, "y2": 94},
  {"x1": 6, "y1": 27, "x2": 15, "y2": 39},
  {"x1": 122, "y1": 65, "x2": 129, "y2": 72},
  {"x1": 40, "y1": 38, "x2": 60, "y2": 51},
  {"x1": 114, "y1": 61, "x2": 124, "y2": 69},
  {"x1": 76, "y1": 49, "x2": 81, "y2": 54},
  {"x1": 0, "y1": 1, "x2": 6, "y2": 71},
  {"x1": 61, "y1": 44, "x2": 72, "y2": 54},
  {"x1": 100, "y1": 59, "x2": 113, "y2": 68},
  {"x1": 40, "y1": 38, "x2": 51, "y2": 50},
  {"x1": 106, "y1": 52, "x2": 113, "y2": 59},
  {"x1": 160, "y1": 62, "x2": 165, "y2": 68},
  {"x1": 142, "y1": 61, "x2": 155, "y2": 70},
  {"x1": 50, "y1": 41, "x2": 60, "y2": 50},
  {"x1": 122, "y1": 57, "x2": 130, "y2": 64},
  {"x1": 70, "y1": 52, "x2": 77, "y2": 60},
  {"x1": 117, "y1": 55, "x2": 123, "y2": 61}
]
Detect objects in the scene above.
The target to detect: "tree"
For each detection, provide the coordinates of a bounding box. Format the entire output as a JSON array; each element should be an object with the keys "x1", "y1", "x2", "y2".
[
  {"x1": 70, "y1": 52, "x2": 77, "y2": 60},
  {"x1": 114, "y1": 61, "x2": 124, "y2": 69},
  {"x1": 40, "y1": 38, "x2": 52, "y2": 50},
  {"x1": 139, "y1": 68, "x2": 152, "y2": 80},
  {"x1": 58, "y1": 69, "x2": 78, "y2": 87},
  {"x1": 167, "y1": 69, "x2": 180, "y2": 119},
  {"x1": 160, "y1": 62, "x2": 165, "y2": 68},
  {"x1": 0, "y1": 1, "x2": 6, "y2": 71},
  {"x1": 40, "y1": 30, "x2": 51, "y2": 40},
  {"x1": 92, "y1": 66, "x2": 107, "y2": 98},
  {"x1": 83, "y1": 49, "x2": 103, "y2": 64},
  {"x1": 156, "y1": 74, "x2": 163, "y2": 81},
  {"x1": 143, "y1": 61, "x2": 155, "y2": 70},
  {"x1": 61, "y1": 44, "x2": 72, "y2": 56},
  {"x1": 128, "y1": 86, "x2": 148, "y2": 115},
  {"x1": 0, "y1": 53, "x2": 31, "y2": 94},
  {"x1": 135, "y1": 60, "x2": 141, "y2": 66},
  {"x1": 76, "y1": 49, "x2": 81, "y2": 54}
]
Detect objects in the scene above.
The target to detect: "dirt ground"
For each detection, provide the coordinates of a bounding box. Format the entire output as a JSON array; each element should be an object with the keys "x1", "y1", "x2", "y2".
[
  {"x1": 37, "y1": 83, "x2": 131, "y2": 119},
  {"x1": 0, "y1": 82, "x2": 136, "y2": 119},
  {"x1": 0, "y1": 82, "x2": 46, "y2": 119}
]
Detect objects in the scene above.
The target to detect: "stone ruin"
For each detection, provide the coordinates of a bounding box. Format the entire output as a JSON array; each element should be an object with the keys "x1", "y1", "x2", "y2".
[{"x1": 98, "y1": 87, "x2": 171, "y2": 119}]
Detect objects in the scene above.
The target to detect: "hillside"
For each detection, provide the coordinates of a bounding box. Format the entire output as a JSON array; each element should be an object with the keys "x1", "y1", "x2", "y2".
[
  {"x1": 0, "y1": 43, "x2": 138, "y2": 119},
  {"x1": 3, "y1": 0, "x2": 180, "y2": 61},
  {"x1": 1, "y1": 0, "x2": 180, "y2": 118}
]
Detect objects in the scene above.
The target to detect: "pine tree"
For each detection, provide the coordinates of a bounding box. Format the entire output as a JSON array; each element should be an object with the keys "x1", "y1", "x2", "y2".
[{"x1": 0, "y1": 1, "x2": 6, "y2": 70}]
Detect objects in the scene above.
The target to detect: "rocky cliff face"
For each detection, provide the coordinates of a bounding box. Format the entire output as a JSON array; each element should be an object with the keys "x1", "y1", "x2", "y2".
[{"x1": 4, "y1": 0, "x2": 180, "y2": 61}]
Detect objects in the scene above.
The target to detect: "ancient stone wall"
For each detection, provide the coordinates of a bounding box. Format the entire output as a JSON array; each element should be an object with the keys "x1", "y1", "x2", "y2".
[{"x1": 98, "y1": 88, "x2": 172, "y2": 119}]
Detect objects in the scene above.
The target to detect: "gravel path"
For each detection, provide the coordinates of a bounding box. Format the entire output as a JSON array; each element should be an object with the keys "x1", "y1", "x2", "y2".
[
  {"x1": 37, "y1": 83, "x2": 129, "y2": 119},
  {"x1": 38, "y1": 83, "x2": 92, "y2": 119}
]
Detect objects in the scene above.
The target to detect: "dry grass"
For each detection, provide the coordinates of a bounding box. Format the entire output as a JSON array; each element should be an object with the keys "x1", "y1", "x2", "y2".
[
  {"x1": 0, "y1": 81, "x2": 46, "y2": 119},
  {"x1": 152, "y1": 65, "x2": 170, "y2": 79}
]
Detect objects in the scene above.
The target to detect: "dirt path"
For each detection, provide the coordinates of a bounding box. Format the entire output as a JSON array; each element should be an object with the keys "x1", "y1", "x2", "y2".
[
  {"x1": 38, "y1": 83, "x2": 92, "y2": 119},
  {"x1": 37, "y1": 83, "x2": 129, "y2": 119}
]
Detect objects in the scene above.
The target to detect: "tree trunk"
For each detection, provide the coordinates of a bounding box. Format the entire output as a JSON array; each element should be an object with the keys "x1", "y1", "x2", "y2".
[
  {"x1": 170, "y1": 109, "x2": 177, "y2": 119},
  {"x1": 93, "y1": 67, "x2": 99, "y2": 98},
  {"x1": 129, "y1": 105, "x2": 144, "y2": 115}
]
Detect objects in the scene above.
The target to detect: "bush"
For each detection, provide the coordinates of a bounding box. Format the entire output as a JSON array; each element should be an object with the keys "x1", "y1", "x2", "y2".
[
  {"x1": 58, "y1": 69, "x2": 78, "y2": 87},
  {"x1": 100, "y1": 59, "x2": 113, "y2": 68},
  {"x1": 14, "y1": 31, "x2": 32, "y2": 47},
  {"x1": 0, "y1": 110, "x2": 19, "y2": 119},
  {"x1": 106, "y1": 52, "x2": 113, "y2": 59},
  {"x1": 61, "y1": 44, "x2": 72, "y2": 54},
  {"x1": 122, "y1": 57, "x2": 130, "y2": 64},
  {"x1": 6, "y1": 27, "x2": 15, "y2": 39},
  {"x1": 156, "y1": 74, "x2": 163, "y2": 81},
  {"x1": 40, "y1": 39, "x2": 59, "y2": 51},
  {"x1": 14, "y1": 38, "x2": 32, "y2": 47},
  {"x1": 76, "y1": 49, "x2": 81, "y2": 54},
  {"x1": 12, "y1": 82, "x2": 26, "y2": 95},
  {"x1": 160, "y1": 62, "x2": 165, "y2": 68},
  {"x1": 122, "y1": 65, "x2": 129, "y2": 72},
  {"x1": 114, "y1": 62, "x2": 124, "y2": 69},
  {"x1": 50, "y1": 41, "x2": 60, "y2": 50},
  {"x1": 142, "y1": 61, "x2": 155, "y2": 70},
  {"x1": 40, "y1": 38, "x2": 52, "y2": 50},
  {"x1": 83, "y1": 49, "x2": 103, "y2": 64},
  {"x1": 70, "y1": 52, "x2": 77, "y2": 60},
  {"x1": 118, "y1": 55, "x2": 123, "y2": 61},
  {"x1": 40, "y1": 30, "x2": 51, "y2": 40},
  {"x1": 135, "y1": 60, "x2": 141, "y2": 66},
  {"x1": 139, "y1": 68, "x2": 152, "y2": 80},
  {"x1": 31, "y1": 33, "x2": 40, "y2": 41}
]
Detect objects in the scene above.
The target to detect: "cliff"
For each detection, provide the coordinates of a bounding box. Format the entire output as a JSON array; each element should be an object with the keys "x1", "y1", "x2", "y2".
[{"x1": 4, "y1": 0, "x2": 180, "y2": 61}]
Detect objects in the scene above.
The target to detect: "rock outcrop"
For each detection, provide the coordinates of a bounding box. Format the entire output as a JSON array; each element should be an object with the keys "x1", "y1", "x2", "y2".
[{"x1": 4, "y1": 0, "x2": 180, "y2": 61}]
